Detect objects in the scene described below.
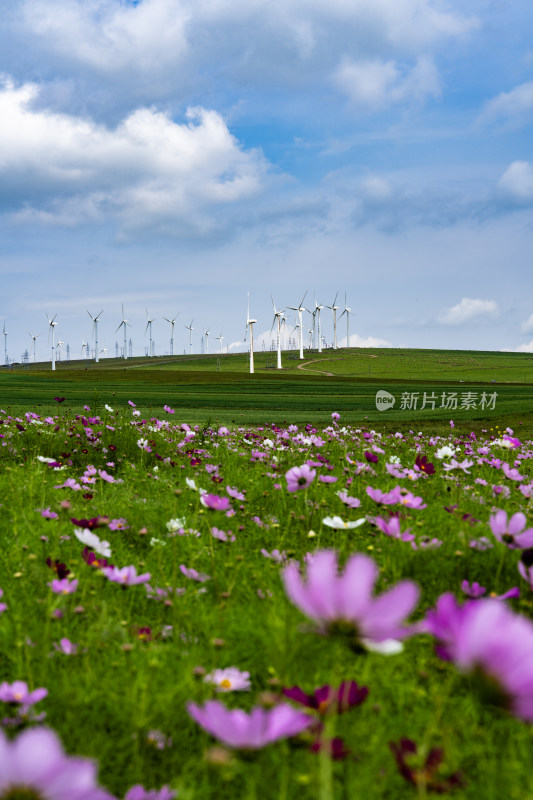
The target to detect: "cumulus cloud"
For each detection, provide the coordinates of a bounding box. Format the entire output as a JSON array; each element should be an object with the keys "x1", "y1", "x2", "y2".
[
  {"x1": 480, "y1": 81, "x2": 533, "y2": 124},
  {"x1": 438, "y1": 298, "x2": 499, "y2": 325},
  {"x1": 516, "y1": 340, "x2": 533, "y2": 353},
  {"x1": 334, "y1": 55, "x2": 440, "y2": 110},
  {"x1": 7, "y1": 0, "x2": 474, "y2": 118},
  {"x1": 522, "y1": 314, "x2": 533, "y2": 333},
  {"x1": 498, "y1": 161, "x2": 533, "y2": 202},
  {"x1": 0, "y1": 77, "x2": 269, "y2": 234},
  {"x1": 339, "y1": 334, "x2": 392, "y2": 347}
]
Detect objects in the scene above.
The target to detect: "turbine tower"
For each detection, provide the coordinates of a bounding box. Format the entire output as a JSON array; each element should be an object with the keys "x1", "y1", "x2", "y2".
[
  {"x1": 314, "y1": 300, "x2": 324, "y2": 353},
  {"x1": 163, "y1": 313, "x2": 179, "y2": 356},
  {"x1": 57, "y1": 339, "x2": 64, "y2": 362},
  {"x1": 146, "y1": 309, "x2": 156, "y2": 357},
  {"x1": 287, "y1": 290, "x2": 308, "y2": 360},
  {"x1": 245, "y1": 293, "x2": 257, "y2": 374},
  {"x1": 326, "y1": 292, "x2": 340, "y2": 349},
  {"x1": 271, "y1": 296, "x2": 283, "y2": 370},
  {"x1": 204, "y1": 329, "x2": 211, "y2": 355},
  {"x1": 2, "y1": 323, "x2": 7, "y2": 367},
  {"x1": 46, "y1": 313, "x2": 58, "y2": 370},
  {"x1": 28, "y1": 331, "x2": 41, "y2": 363},
  {"x1": 185, "y1": 319, "x2": 194, "y2": 355},
  {"x1": 87, "y1": 310, "x2": 104, "y2": 363},
  {"x1": 115, "y1": 304, "x2": 130, "y2": 360},
  {"x1": 216, "y1": 330, "x2": 224, "y2": 354},
  {"x1": 339, "y1": 292, "x2": 354, "y2": 348}
]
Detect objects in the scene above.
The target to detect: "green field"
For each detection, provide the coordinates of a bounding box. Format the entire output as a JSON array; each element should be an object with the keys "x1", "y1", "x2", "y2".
[{"x1": 2, "y1": 347, "x2": 533, "y2": 430}]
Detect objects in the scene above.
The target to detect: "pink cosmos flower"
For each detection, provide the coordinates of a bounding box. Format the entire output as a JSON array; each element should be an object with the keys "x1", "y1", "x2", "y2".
[
  {"x1": 442, "y1": 459, "x2": 474, "y2": 473},
  {"x1": 179, "y1": 565, "x2": 211, "y2": 582},
  {"x1": 425, "y1": 593, "x2": 533, "y2": 721},
  {"x1": 285, "y1": 464, "x2": 316, "y2": 492},
  {"x1": 318, "y1": 475, "x2": 338, "y2": 483},
  {"x1": 282, "y1": 550, "x2": 419, "y2": 647},
  {"x1": 200, "y1": 494, "x2": 231, "y2": 511},
  {"x1": 366, "y1": 486, "x2": 402, "y2": 505},
  {"x1": 502, "y1": 462, "x2": 524, "y2": 481},
  {"x1": 0, "y1": 589, "x2": 7, "y2": 614},
  {"x1": 186, "y1": 700, "x2": 312, "y2": 748},
  {"x1": 489, "y1": 510, "x2": 533, "y2": 549},
  {"x1": 204, "y1": 667, "x2": 251, "y2": 692},
  {"x1": 163, "y1": 405, "x2": 175, "y2": 414},
  {"x1": 101, "y1": 566, "x2": 151, "y2": 586},
  {"x1": 337, "y1": 492, "x2": 361, "y2": 508},
  {"x1": 210, "y1": 527, "x2": 236, "y2": 543},
  {"x1": 0, "y1": 726, "x2": 114, "y2": 800},
  {"x1": 460, "y1": 580, "x2": 486, "y2": 598},
  {"x1": 49, "y1": 578, "x2": 79, "y2": 595},
  {"x1": 54, "y1": 638, "x2": 78, "y2": 655},
  {"x1": 0, "y1": 681, "x2": 48, "y2": 706},
  {"x1": 226, "y1": 485, "x2": 245, "y2": 500},
  {"x1": 371, "y1": 516, "x2": 415, "y2": 544}
]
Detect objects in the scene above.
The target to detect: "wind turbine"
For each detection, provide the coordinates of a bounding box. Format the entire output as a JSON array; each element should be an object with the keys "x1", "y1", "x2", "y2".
[
  {"x1": 204, "y1": 329, "x2": 211, "y2": 355},
  {"x1": 185, "y1": 319, "x2": 194, "y2": 355},
  {"x1": 271, "y1": 296, "x2": 283, "y2": 370},
  {"x1": 115, "y1": 304, "x2": 130, "y2": 360},
  {"x1": 87, "y1": 310, "x2": 103, "y2": 363},
  {"x1": 339, "y1": 292, "x2": 355, "y2": 348},
  {"x1": 244, "y1": 293, "x2": 257, "y2": 374},
  {"x1": 2, "y1": 323, "x2": 7, "y2": 367},
  {"x1": 101, "y1": 346, "x2": 108, "y2": 357},
  {"x1": 287, "y1": 290, "x2": 308, "y2": 360},
  {"x1": 216, "y1": 330, "x2": 224, "y2": 354},
  {"x1": 326, "y1": 292, "x2": 340, "y2": 349},
  {"x1": 314, "y1": 299, "x2": 324, "y2": 353},
  {"x1": 163, "y1": 313, "x2": 179, "y2": 356},
  {"x1": 57, "y1": 339, "x2": 64, "y2": 362},
  {"x1": 46, "y1": 313, "x2": 58, "y2": 370},
  {"x1": 145, "y1": 309, "x2": 156, "y2": 357},
  {"x1": 28, "y1": 331, "x2": 41, "y2": 363}
]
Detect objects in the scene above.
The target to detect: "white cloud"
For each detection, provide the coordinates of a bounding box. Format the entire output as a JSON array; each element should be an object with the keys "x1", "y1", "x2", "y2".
[
  {"x1": 516, "y1": 339, "x2": 533, "y2": 353},
  {"x1": 339, "y1": 334, "x2": 392, "y2": 347},
  {"x1": 498, "y1": 161, "x2": 533, "y2": 202},
  {"x1": 438, "y1": 298, "x2": 499, "y2": 325},
  {"x1": 481, "y1": 81, "x2": 533, "y2": 124},
  {"x1": 521, "y1": 314, "x2": 533, "y2": 333},
  {"x1": 0, "y1": 78, "x2": 269, "y2": 234},
  {"x1": 334, "y1": 55, "x2": 440, "y2": 110}
]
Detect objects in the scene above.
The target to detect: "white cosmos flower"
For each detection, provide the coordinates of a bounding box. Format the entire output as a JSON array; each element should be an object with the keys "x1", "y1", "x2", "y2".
[
  {"x1": 185, "y1": 478, "x2": 197, "y2": 490},
  {"x1": 322, "y1": 516, "x2": 366, "y2": 530},
  {"x1": 73, "y1": 528, "x2": 111, "y2": 557},
  {"x1": 166, "y1": 518, "x2": 186, "y2": 533},
  {"x1": 435, "y1": 446, "x2": 455, "y2": 459},
  {"x1": 362, "y1": 638, "x2": 404, "y2": 655},
  {"x1": 105, "y1": 404, "x2": 114, "y2": 413}
]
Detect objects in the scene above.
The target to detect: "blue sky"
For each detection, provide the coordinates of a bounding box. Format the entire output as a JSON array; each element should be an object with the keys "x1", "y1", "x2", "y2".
[{"x1": 1, "y1": 0, "x2": 533, "y2": 362}]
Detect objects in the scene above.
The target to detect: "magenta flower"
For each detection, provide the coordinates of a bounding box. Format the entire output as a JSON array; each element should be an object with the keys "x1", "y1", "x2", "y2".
[
  {"x1": 282, "y1": 550, "x2": 419, "y2": 648},
  {"x1": 107, "y1": 518, "x2": 129, "y2": 531},
  {"x1": 186, "y1": 700, "x2": 312, "y2": 748},
  {"x1": 0, "y1": 589, "x2": 7, "y2": 614},
  {"x1": 200, "y1": 494, "x2": 231, "y2": 511},
  {"x1": 101, "y1": 566, "x2": 151, "y2": 586},
  {"x1": 337, "y1": 491, "x2": 361, "y2": 508},
  {"x1": 226, "y1": 485, "x2": 245, "y2": 500},
  {"x1": 502, "y1": 462, "x2": 524, "y2": 481},
  {"x1": 179, "y1": 565, "x2": 211, "y2": 582},
  {"x1": 460, "y1": 580, "x2": 486, "y2": 598},
  {"x1": 372, "y1": 516, "x2": 415, "y2": 544},
  {"x1": 49, "y1": 578, "x2": 79, "y2": 595},
  {"x1": 211, "y1": 527, "x2": 236, "y2": 543},
  {"x1": 283, "y1": 681, "x2": 368, "y2": 715},
  {"x1": 366, "y1": 486, "x2": 402, "y2": 505},
  {"x1": 489, "y1": 510, "x2": 533, "y2": 549},
  {"x1": 285, "y1": 464, "x2": 316, "y2": 492},
  {"x1": 54, "y1": 638, "x2": 78, "y2": 655},
  {"x1": 364, "y1": 451, "x2": 378, "y2": 463},
  {"x1": 425, "y1": 593, "x2": 533, "y2": 721},
  {"x1": 318, "y1": 474, "x2": 338, "y2": 484},
  {"x1": 163, "y1": 405, "x2": 175, "y2": 414},
  {"x1": 0, "y1": 726, "x2": 114, "y2": 799},
  {"x1": 0, "y1": 681, "x2": 48, "y2": 706}
]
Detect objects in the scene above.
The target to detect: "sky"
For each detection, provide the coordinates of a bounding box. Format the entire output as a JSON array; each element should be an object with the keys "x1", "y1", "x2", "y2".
[{"x1": 1, "y1": 0, "x2": 533, "y2": 363}]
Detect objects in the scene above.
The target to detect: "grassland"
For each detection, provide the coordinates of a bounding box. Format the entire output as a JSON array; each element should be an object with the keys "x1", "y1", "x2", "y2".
[{"x1": 2, "y1": 347, "x2": 532, "y2": 431}]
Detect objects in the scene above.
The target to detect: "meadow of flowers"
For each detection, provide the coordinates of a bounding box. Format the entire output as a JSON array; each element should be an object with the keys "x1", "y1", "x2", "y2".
[{"x1": 1, "y1": 400, "x2": 533, "y2": 798}]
